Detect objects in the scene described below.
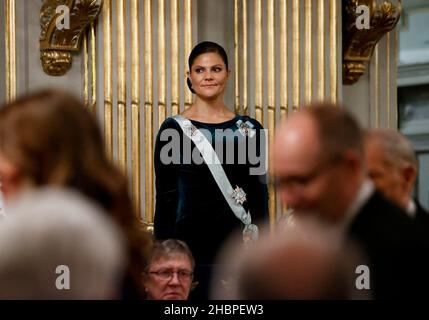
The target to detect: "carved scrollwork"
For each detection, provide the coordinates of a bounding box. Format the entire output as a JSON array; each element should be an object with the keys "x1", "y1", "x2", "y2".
[
  {"x1": 40, "y1": 0, "x2": 102, "y2": 76},
  {"x1": 343, "y1": 0, "x2": 401, "y2": 85}
]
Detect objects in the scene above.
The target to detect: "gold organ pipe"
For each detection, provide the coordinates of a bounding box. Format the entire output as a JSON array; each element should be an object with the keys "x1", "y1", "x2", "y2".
[
  {"x1": 5, "y1": 0, "x2": 16, "y2": 102},
  {"x1": 317, "y1": 0, "x2": 325, "y2": 100},
  {"x1": 280, "y1": 0, "x2": 287, "y2": 119},
  {"x1": 103, "y1": 0, "x2": 113, "y2": 160},
  {"x1": 117, "y1": 0, "x2": 127, "y2": 172},
  {"x1": 267, "y1": 0, "x2": 275, "y2": 111},
  {"x1": 267, "y1": 0, "x2": 276, "y2": 229},
  {"x1": 234, "y1": 0, "x2": 240, "y2": 114},
  {"x1": 329, "y1": 0, "x2": 338, "y2": 103},
  {"x1": 393, "y1": 29, "x2": 398, "y2": 127},
  {"x1": 83, "y1": 31, "x2": 89, "y2": 107},
  {"x1": 374, "y1": 45, "x2": 380, "y2": 128},
  {"x1": 90, "y1": 22, "x2": 97, "y2": 114},
  {"x1": 254, "y1": 0, "x2": 263, "y2": 124},
  {"x1": 131, "y1": 0, "x2": 141, "y2": 218},
  {"x1": 158, "y1": 0, "x2": 166, "y2": 127},
  {"x1": 144, "y1": 0, "x2": 154, "y2": 223},
  {"x1": 304, "y1": 0, "x2": 312, "y2": 103},
  {"x1": 280, "y1": 35, "x2": 288, "y2": 219},
  {"x1": 184, "y1": 0, "x2": 193, "y2": 109},
  {"x1": 292, "y1": 0, "x2": 300, "y2": 110},
  {"x1": 242, "y1": 0, "x2": 248, "y2": 115},
  {"x1": 268, "y1": 112, "x2": 277, "y2": 226},
  {"x1": 386, "y1": 32, "x2": 391, "y2": 128},
  {"x1": 171, "y1": 0, "x2": 180, "y2": 116}
]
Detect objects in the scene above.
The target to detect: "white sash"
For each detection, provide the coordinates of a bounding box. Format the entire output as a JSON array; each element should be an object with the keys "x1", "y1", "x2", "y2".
[{"x1": 173, "y1": 115, "x2": 259, "y2": 244}]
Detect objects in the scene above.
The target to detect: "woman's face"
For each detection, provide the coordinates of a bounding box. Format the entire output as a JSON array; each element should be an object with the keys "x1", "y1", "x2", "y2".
[{"x1": 188, "y1": 52, "x2": 230, "y2": 100}]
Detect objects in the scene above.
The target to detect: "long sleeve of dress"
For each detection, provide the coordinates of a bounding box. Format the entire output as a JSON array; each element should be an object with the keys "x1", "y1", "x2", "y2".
[
  {"x1": 246, "y1": 119, "x2": 269, "y2": 224},
  {"x1": 153, "y1": 118, "x2": 180, "y2": 239}
]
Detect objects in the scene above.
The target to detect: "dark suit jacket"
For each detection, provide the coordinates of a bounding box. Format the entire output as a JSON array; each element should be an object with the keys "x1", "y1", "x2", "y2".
[
  {"x1": 347, "y1": 191, "x2": 429, "y2": 299},
  {"x1": 415, "y1": 200, "x2": 429, "y2": 228}
]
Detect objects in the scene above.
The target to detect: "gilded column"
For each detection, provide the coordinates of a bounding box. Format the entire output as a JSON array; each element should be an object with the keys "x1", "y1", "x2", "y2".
[
  {"x1": 292, "y1": 0, "x2": 300, "y2": 110},
  {"x1": 184, "y1": 0, "x2": 193, "y2": 109},
  {"x1": 234, "y1": 0, "x2": 240, "y2": 114},
  {"x1": 242, "y1": 0, "x2": 248, "y2": 115},
  {"x1": 317, "y1": 0, "x2": 325, "y2": 100},
  {"x1": 254, "y1": 0, "x2": 263, "y2": 123},
  {"x1": 171, "y1": 0, "x2": 180, "y2": 116},
  {"x1": 144, "y1": 0, "x2": 154, "y2": 223},
  {"x1": 131, "y1": 0, "x2": 142, "y2": 217},
  {"x1": 304, "y1": 0, "x2": 312, "y2": 103},
  {"x1": 103, "y1": 0, "x2": 113, "y2": 160},
  {"x1": 158, "y1": 0, "x2": 166, "y2": 127},
  {"x1": 329, "y1": 0, "x2": 338, "y2": 103},
  {"x1": 267, "y1": 0, "x2": 276, "y2": 228},
  {"x1": 116, "y1": 0, "x2": 127, "y2": 172},
  {"x1": 5, "y1": 0, "x2": 16, "y2": 102},
  {"x1": 280, "y1": 0, "x2": 287, "y2": 119}
]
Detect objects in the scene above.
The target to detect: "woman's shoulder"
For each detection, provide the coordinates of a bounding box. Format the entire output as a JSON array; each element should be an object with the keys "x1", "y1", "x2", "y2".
[
  {"x1": 236, "y1": 115, "x2": 264, "y2": 130},
  {"x1": 158, "y1": 116, "x2": 182, "y2": 131}
]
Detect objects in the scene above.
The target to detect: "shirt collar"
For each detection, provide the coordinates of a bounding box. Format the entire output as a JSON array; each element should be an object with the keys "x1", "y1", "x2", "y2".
[{"x1": 406, "y1": 199, "x2": 417, "y2": 218}]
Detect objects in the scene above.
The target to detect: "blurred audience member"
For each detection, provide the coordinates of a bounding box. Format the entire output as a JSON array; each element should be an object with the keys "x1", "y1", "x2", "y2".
[
  {"x1": 0, "y1": 89, "x2": 150, "y2": 298},
  {"x1": 365, "y1": 129, "x2": 429, "y2": 225},
  {"x1": 143, "y1": 239, "x2": 195, "y2": 300},
  {"x1": 212, "y1": 221, "x2": 366, "y2": 299},
  {"x1": 0, "y1": 188, "x2": 125, "y2": 299},
  {"x1": 272, "y1": 103, "x2": 429, "y2": 299}
]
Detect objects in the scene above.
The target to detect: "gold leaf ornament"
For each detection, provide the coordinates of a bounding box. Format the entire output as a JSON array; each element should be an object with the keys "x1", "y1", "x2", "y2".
[{"x1": 40, "y1": 0, "x2": 103, "y2": 76}]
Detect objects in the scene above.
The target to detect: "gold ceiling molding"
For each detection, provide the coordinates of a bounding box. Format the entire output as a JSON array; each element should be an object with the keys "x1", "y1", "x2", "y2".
[
  {"x1": 40, "y1": 0, "x2": 103, "y2": 76},
  {"x1": 343, "y1": 0, "x2": 401, "y2": 85}
]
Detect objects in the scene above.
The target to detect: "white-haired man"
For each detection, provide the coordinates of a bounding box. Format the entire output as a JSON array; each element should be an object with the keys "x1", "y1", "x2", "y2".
[{"x1": 365, "y1": 129, "x2": 429, "y2": 226}]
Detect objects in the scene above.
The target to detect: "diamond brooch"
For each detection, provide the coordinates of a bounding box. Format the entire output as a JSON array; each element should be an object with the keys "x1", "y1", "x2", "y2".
[
  {"x1": 184, "y1": 123, "x2": 198, "y2": 137},
  {"x1": 236, "y1": 120, "x2": 256, "y2": 137},
  {"x1": 232, "y1": 186, "x2": 247, "y2": 205}
]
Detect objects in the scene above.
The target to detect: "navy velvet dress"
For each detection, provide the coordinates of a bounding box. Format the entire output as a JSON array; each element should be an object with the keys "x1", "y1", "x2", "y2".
[{"x1": 154, "y1": 115, "x2": 269, "y2": 298}]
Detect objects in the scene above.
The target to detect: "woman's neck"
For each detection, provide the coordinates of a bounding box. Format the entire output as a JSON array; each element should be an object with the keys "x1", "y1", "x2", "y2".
[{"x1": 183, "y1": 96, "x2": 235, "y2": 122}]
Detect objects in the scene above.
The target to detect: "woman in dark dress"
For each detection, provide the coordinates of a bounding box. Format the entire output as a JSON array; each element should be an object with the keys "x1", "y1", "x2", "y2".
[{"x1": 154, "y1": 41, "x2": 269, "y2": 299}]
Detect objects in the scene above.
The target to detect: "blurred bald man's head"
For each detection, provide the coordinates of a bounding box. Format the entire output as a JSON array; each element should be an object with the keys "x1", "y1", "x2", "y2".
[
  {"x1": 236, "y1": 221, "x2": 363, "y2": 299},
  {"x1": 273, "y1": 104, "x2": 365, "y2": 223}
]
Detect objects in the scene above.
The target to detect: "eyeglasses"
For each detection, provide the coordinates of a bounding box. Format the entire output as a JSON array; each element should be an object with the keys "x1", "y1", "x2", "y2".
[
  {"x1": 149, "y1": 269, "x2": 194, "y2": 281},
  {"x1": 274, "y1": 155, "x2": 344, "y2": 190}
]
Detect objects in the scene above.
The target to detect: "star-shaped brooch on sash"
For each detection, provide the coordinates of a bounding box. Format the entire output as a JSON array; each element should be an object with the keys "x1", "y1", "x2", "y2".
[
  {"x1": 231, "y1": 186, "x2": 247, "y2": 205},
  {"x1": 236, "y1": 120, "x2": 256, "y2": 138},
  {"x1": 184, "y1": 123, "x2": 198, "y2": 137}
]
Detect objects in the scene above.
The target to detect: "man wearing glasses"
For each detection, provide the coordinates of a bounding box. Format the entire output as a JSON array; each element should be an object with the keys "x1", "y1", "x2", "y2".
[{"x1": 143, "y1": 239, "x2": 195, "y2": 300}]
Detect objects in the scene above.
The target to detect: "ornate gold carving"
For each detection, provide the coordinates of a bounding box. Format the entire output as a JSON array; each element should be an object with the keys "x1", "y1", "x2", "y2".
[
  {"x1": 40, "y1": 0, "x2": 103, "y2": 76},
  {"x1": 142, "y1": 222, "x2": 154, "y2": 235},
  {"x1": 40, "y1": 50, "x2": 72, "y2": 76},
  {"x1": 343, "y1": 0, "x2": 401, "y2": 85}
]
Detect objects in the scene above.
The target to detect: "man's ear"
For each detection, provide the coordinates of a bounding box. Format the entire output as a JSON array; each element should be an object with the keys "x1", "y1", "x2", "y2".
[
  {"x1": 402, "y1": 165, "x2": 417, "y2": 189},
  {"x1": 343, "y1": 149, "x2": 361, "y2": 172}
]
